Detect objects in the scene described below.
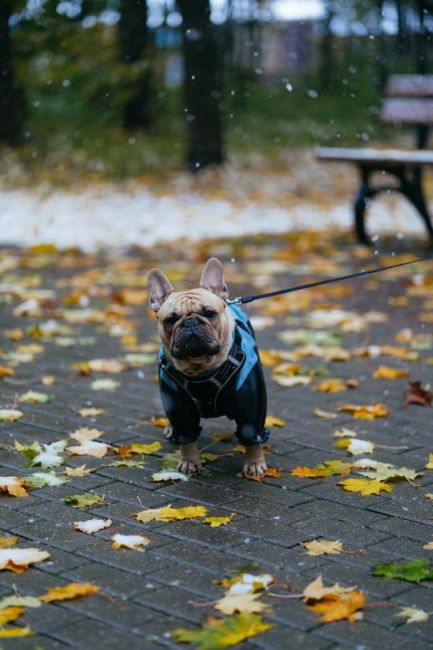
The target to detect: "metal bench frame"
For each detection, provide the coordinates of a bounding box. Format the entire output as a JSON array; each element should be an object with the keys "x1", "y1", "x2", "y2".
[{"x1": 316, "y1": 75, "x2": 433, "y2": 246}]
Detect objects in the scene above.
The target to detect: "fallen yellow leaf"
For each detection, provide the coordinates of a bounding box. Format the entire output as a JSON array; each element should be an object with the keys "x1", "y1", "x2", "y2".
[
  {"x1": 0, "y1": 606, "x2": 24, "y2": 625},
  {"x1": 300, "y1": 539, "x2": 344, "y2": 556},
  {"x1": 264, "y1": 415, "x2": 286, "y2": 427},
  {"x1": 135, "y1": 504, "x2": 207, "y2": 523},
  {"x1": 215, "y1": 591, "x2": 270, "y2": 615},
  {"x1": 338, "y1": 478, "x2": 393, "y2": 495},
  {"x1": 0, "y1": 627, "x2": 34, "y2": 638},
  {"x1": 40, "y1": 582, "x2": 100, "y2": 602},
  {"x1": 314, "y1": 378, "x2": 347, "y2": 393},
  {"x1": 372, "y1": 365, "x2": 409, "y2": 380},
  {"x1": 151, "y1": 416, "x2": 169, "y2": 428},
  {"x1": 203, "y1": 514, "x2": 235, "y2": 528},
  {"x1": 0, "y1": 535, "x2": 18, "y2": 549},
  {"x1": 338, "y1": 404, "x2": 389, "y2": 419}
]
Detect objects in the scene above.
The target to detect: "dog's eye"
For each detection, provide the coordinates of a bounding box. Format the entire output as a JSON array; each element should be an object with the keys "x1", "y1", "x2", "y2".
[
  {"x1": 164, "y1": 314, "x2": 178, "y2": 325},
  {"x1": 204, "y1": 309, "x2": 217, "y2": 319}
]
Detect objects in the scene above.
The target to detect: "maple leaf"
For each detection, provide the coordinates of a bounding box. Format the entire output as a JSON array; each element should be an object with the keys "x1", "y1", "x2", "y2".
[
  {"x1": 290, "y1": 459, "x2": 352, "y2": 479},
  {"x1": 396, "y1": 607, "x2": 429, "y2": 624},
  {"x1": 0, "y1": 595, "x2": 41, "y2": 609},
  {"x1": 15, "y1": 440, "x2": 67, "y2": 469},
  {"x1": 215, "y1": 592, "x2": 269, "y2": 616},
  {"x1": 300, "y1": 539, "x2": 344, "y2": 556},
  {"x1": 40, "y1": 582, "x2": 100, "y2": 602},
  {"x1": 302, "y1": 576, "x2": 355, "y2": 601},
  {"x1": 18, "y1": 390, "x2": 50, "y2": 403},
  {"x1": 171, "y1": 613, "x2": 273, "y2": 649},
  {"x1": 116, "y1": 441, "x2": 161, "y2": 458},
  {"x1": 338, "y1": 478, "x2": 393, "y2": 495},
  {"x1": 0, "y1": 627, "x2": 35, "y2": 638},
  {"x1": 353, "y1": 460, "x2": 420, "y2": 482},
  {"x1": 0, "y1": 366, "x2": 14, "y2": 377},
  {"x1": 314, "y1": 378, "x2": 347, "y2": 393},
  {"x1": 333, "y1": 427, "x2": 358, "y2": 438},
  {"x1": 64, "y1": 464, "x2": 92, "y2": 477},
  {"x1": 69, "y1": 427, "x2": 104, "y2": 442},
  {"x1": 67, "y1": 440, "x2": 109, "y2": 458},
  {"x1": 151, "y1": 416, "x2": 169, "y2": 428},
  {"x1": 0, "y1": 606, "x2": 24, "y2": 625},
  {"x1": 152, "y1": 470, "x2": 189, "y2": 482},
  {"x1": 264, "y1": 415, "x2": 286, "y2": 427},
  {"x1": 25, "y1": 471, "x2": 68, "y2": 488},
  {"x1": 338, "y1": 403, "x2": 389, "y2": 419},
  {"x1": 335, "y1": 438, "x2": 375, "y2": 455},
  {"x1": 78, "y1": 407, "x2": 105, "y2": 417},
  {"x1": 0, "y1": 548, "x2": 50, "y2": 572},
  {"x1": 135, "y1": 504, "x2": 207, "y2": 523},
  {"x1": 0, "y1": 536, "x2": 18, "y2": 549},
  {"x1": 403, "y1": 381, "x2": 433, "y2": 407},
  {"x1": 0, "y1": 409, "x2": 23, "y2": 421},
  {"x1": 90, "y1": 379, "x2": 119, "y2": 391},
  {"x1": 314, "y1": 407, "x2": 338, "y2": 419},
  {"x1": 272, "y1": 374, "x2": 312, "y2": 387},
  {"x1": 111, "y1": 534, "x2": 151, "y2": 551},
  {"x1": 72, "y1": 518, "x2": 112, "y2": 534},
  {"x1": 247, "y1": 467, "x2": 282, "y2": 482},
  {"x1": 64, "y1": 492, "x2": 106, "y2": 508},
  {"x1": 0, "y1": 476, "x2": 28, "y2": 497},
  {"x1": 373, "y1": 558, "x2": 433, "y2": 583},
  {"x1": 307, "y1": 590, "x2": 365, "y2": 623},
  {"x1": 203, "y1": 514, "x2": 236, "y2": 528},
  {"x1": 373, "y1": 365, "x2": 409, "y2": 380}
]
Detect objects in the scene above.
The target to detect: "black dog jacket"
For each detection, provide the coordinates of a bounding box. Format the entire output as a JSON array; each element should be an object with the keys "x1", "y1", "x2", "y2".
[{"x1": 158, "y1": 304, "x2": 269, "y2": 447}]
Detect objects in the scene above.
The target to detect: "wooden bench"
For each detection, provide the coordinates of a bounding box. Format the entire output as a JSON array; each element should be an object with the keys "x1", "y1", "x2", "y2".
[{"x1": 315, "y1": 74, "x2": 433, "y2": 245}]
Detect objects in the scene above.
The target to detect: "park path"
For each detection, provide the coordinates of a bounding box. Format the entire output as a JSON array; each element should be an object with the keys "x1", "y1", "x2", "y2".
[
  {"x1": 0, "y1": 231, "x2": 432, "y2": 649},
  {"x1": 0, "y1": 155, "x2": 429, "y2": 250}
]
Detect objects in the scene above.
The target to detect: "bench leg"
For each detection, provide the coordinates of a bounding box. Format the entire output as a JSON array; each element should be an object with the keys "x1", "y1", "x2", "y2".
[
  {"x1": 401, "y1": 170, "x2": 433, "y2": 242},
  {"x1": 354, "y1": 168, "x2": 373, "y2": 246}
]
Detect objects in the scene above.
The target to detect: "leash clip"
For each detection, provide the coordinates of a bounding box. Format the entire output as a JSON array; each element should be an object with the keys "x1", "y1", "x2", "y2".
[{"x1": 226, "y1": 297, "x2": 243, "y2": 305}]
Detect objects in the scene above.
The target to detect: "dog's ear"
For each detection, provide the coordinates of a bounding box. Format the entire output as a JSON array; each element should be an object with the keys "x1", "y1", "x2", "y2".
[
  {"x1": 200, "y1": 258, "x2": 229, "y2": 300},
  {"x1": 147, "y1": 269, "x2": 174, "y2": 312}
]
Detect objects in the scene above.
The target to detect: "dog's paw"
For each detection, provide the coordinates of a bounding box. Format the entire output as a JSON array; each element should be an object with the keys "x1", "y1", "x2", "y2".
[
  {"x1": 242, "y1": 459, "x2": 268, "y2": 478},
  {"x1": 177, "y1": 458, "x2": 203, "y2": 474},
  {"x1": 243, "y1": 444, "x2": 267, "y2": 478},
  {"x1": 163, "y1": 425, "x2": 173, "y2": 438}
]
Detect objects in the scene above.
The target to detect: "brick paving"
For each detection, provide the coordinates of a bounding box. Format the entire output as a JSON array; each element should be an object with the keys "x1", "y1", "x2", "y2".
[{"x1": 0, "y1": 233, "x2": 432, "y2": 649}]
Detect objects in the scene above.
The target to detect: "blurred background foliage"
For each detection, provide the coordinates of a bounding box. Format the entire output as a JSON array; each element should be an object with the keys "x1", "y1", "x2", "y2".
[{"x1": 1, "y1": 0, "x2": 432, "y2": 185}]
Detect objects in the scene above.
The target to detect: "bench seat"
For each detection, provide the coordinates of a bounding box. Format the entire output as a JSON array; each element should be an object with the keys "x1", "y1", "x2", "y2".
[{"x1": 316, "y1": 147, "x2": 433, "y2": 167}]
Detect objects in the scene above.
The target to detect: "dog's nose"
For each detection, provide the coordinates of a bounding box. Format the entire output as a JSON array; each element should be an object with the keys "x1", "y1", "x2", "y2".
[{"x1": 182, "y1": 316, "x2": 200, "y2": 330}]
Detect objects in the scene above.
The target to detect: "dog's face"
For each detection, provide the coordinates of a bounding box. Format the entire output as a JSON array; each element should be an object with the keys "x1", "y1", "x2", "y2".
[{"x1": 147, "y1": 258, "x2": 235, "y2": 375}]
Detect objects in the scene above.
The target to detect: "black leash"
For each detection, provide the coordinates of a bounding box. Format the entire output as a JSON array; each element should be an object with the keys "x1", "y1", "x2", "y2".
[{"x1": 227, "y1": 256, "x2": 429, "y2": 305}]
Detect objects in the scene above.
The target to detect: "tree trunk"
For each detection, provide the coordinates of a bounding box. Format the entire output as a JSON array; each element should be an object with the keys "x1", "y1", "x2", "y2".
[
  {"x1": 0, "y1": 0, "x2": 26, "y2": 145},
  {"x1": 118, "y1": 0, "x2": 152, "y2": 129},
  {"x1": 177, "y1": 0, "x2": 224, "y2": 171}
]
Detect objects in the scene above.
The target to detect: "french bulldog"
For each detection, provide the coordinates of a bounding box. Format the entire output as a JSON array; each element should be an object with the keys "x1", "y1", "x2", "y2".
[{"x1": 147, "y1": 258, "x2": 269, "y2": 477}]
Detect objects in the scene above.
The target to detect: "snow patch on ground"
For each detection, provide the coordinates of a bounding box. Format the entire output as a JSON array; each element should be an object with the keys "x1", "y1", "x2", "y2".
[{"x1": 0, "y1": 186, "x2": 425, "y2": 250}]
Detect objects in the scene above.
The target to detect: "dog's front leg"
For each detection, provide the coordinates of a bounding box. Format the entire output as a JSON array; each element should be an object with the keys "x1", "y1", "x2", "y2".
[
  {"x1": 243, "y1": 444, "x2": 267, "y2": 477},
  {"x1": 177, "y1": 441, "x2": 203, "y2": 474}
]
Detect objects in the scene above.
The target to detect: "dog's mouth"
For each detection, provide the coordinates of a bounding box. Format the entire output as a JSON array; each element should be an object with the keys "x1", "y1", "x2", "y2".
[{"x1": 171, "y1": 318, "x2": 220, "y2": 359}]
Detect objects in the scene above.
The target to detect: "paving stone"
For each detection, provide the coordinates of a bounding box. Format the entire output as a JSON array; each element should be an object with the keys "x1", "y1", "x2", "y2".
[
  {"x1": 59, "y1": 560, "x2": 151, "y2": 597},
  {"x1": 50, "y1": 616, "x2": 158, "y2": 649}
]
